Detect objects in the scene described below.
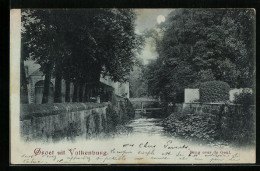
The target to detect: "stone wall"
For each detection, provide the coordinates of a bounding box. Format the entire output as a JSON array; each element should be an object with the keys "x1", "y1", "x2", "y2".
[
  {"x1": 20, "y1": 101, "x2": 134, "y2": 142},
  {"x1": 184, "y1": 89, "x2": 199, "y2": 103},
  {"x1": 173, "y1": 102, "x2": 254, "y2": 116},
  {"x1": 184, "y1": 88, "x2": 253, "y2": 103}
]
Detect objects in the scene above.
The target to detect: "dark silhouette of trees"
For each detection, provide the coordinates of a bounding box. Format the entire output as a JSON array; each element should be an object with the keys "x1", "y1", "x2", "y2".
[
  {"x1": 20, "y1": 34, "x2": 29, "y2": 104},
  {"x1": 129, "y1": 58, "x2": 148, "y2": 98},
  {"x1": 22, "y1": 10, "x2": 69, "y2": 103},
  {"x1": 21, "y1": 9, "x2": 143, "y2": 103},
  {"x1": 145, "y1": 9, "x2": 255, "y2": 102}
]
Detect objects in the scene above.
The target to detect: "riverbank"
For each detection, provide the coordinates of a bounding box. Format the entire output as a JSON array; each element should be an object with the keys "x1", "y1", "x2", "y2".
[
  {"x1": 160, "y1": 105, "x2": 255, "y2": 147},
  {"x1": 160, "y1": 112, "x2": 219, "y2": 143}
]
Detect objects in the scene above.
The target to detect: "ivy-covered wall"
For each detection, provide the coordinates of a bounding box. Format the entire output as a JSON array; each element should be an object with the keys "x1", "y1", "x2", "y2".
[{"x1": 20, "y1": 101, "x2": 135, "y2": 142}]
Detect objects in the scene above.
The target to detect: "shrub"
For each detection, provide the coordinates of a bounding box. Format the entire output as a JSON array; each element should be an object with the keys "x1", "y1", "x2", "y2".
[
  {"x1": 200, "y1": 81, "x2": 230, "y2": 103},
  {"x1": 106, "y1": 104, "x2": 120, "y2": 131},
  {"x1": 234, "y1": 89, "x2": 254, "y2": 106}
]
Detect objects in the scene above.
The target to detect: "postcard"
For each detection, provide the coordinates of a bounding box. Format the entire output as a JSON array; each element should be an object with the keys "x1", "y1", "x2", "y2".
[{"x1": 10, "y1": 8, "x2": 256, "y2": 164}]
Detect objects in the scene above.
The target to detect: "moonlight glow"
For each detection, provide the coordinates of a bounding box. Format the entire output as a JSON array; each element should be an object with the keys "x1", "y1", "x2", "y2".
[{"x1": 157, "y1": 15, "x2": 165, "y2": 24}]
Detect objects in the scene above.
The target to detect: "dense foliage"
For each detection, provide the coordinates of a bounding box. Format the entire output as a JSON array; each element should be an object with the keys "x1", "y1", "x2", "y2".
[
  {"x1": 200, "y1": 81, "x2": 230, "y2": 103},
  {"x1": 106, "y1": 98, "x2": 135, "y2": 132},
  {"x1": 129, "y1": 58, "x2": 148, "y2": 98},
  {"x1": 161, "y1": 104, "x2": 255, "y2": 145},
  {"x1": 234, "y1": 89, "x2": 254, "y2": 106},
  {"x1": 145, "y1": 9, "x2": 255, "y2": 102},
  {"x1": 21, "y1": 9, "x2": 143, "y2": 103}
]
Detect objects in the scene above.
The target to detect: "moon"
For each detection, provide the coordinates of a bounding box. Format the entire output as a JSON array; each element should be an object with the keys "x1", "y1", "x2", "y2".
[{"x1": 157, "y1": 15, "x2": 165, "y2": 24}]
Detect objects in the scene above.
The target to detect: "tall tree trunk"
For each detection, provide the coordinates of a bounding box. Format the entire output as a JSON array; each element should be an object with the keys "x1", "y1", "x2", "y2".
[
  {"x1": 72, "y1": 82, "x2": 79, "y2": 102},
  {"x1": 42, "y1": 64, "x2": 52, "y2": 104},
  {"x1": 54, "y1": 60, "x2": 62, "y2": 103},
  {"x1": 92, "y1": 71, "x2": 101, "y2": 98},
  {"x1": 65, "y1": 80, "x2": 71, "y2": 102},
  {"x1": 95, "y1": 82, "x2": 100, "y2": 97},
  {"x1": 78, "y1": 82, "x2": 83, "y2": 102},
  {"x1": 20, "y1": 59, "x2": 28, "y2": 104},
  {"x1": 54, "y1": 72, "x2": 62, "y2": 103},
  {"x1": 20, "y1": 35, "x2": 28, "y2": 104},
  {"x1": 84, "y1": 83, "x2": 90, "y2": 102},
  {"x1": 92, "y1": 86, "x2": 98, "y2": 97},
  {"x1": 190, "y1": 45, "x2": 193, "y2": 56}
]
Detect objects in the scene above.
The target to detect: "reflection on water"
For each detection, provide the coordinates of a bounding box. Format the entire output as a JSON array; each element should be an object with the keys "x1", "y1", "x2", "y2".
[
  {"x1": 106, "y1": 116, "x2": 230, "y2": 148},
  {"x1": 71, "y1": 115, "x2": 232, "y2": 150},
  {"x1": 125, "y1": 118, "x2": 165, "y2": 136}
]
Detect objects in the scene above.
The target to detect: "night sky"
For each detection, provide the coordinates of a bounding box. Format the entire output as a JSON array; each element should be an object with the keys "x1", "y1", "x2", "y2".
[{"x1": 134, "y1": 9, "x2": 174, "y2": 64}]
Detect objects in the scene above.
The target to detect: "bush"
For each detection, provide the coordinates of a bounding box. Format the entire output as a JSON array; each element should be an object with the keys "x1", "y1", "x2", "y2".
[
  {"x1": 161, "y1": 103, "x2": 255, "y2": 145},
  {"x1": 200, "y1": 81, "x2": 230, "y2": 103},
  {"x1": 234, "y1": 89, "x2": 254, "y2": 106},
  {"x1": 106, "y1": 104, "x2": 120, "y2": 131}
]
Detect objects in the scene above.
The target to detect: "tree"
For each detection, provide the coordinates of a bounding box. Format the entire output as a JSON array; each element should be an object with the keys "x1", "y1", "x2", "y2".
[
  {"x1": 64, "y1": 9, "x2": 144, "y2": 102},
  {"x1": 22, "y1": 9, "x2": 144, "y2": 103},
  {"x1": 22, "y1": 10, "x2": 70, "y2": 103},
  {"x1": 20, "y1": 35, "x2": 29, "y2": 104},
  {"x1": 129, "y1": 58, "x2": 148, "y2": 98},
  {"x1": 145, "y1": 9, "x2": 255, "y2": 102}
]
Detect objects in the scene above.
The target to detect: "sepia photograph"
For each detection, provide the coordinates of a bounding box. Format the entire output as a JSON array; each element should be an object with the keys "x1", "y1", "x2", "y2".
[{"x1": 10, "y1": 8, "x2": 255, "y2": 164}]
